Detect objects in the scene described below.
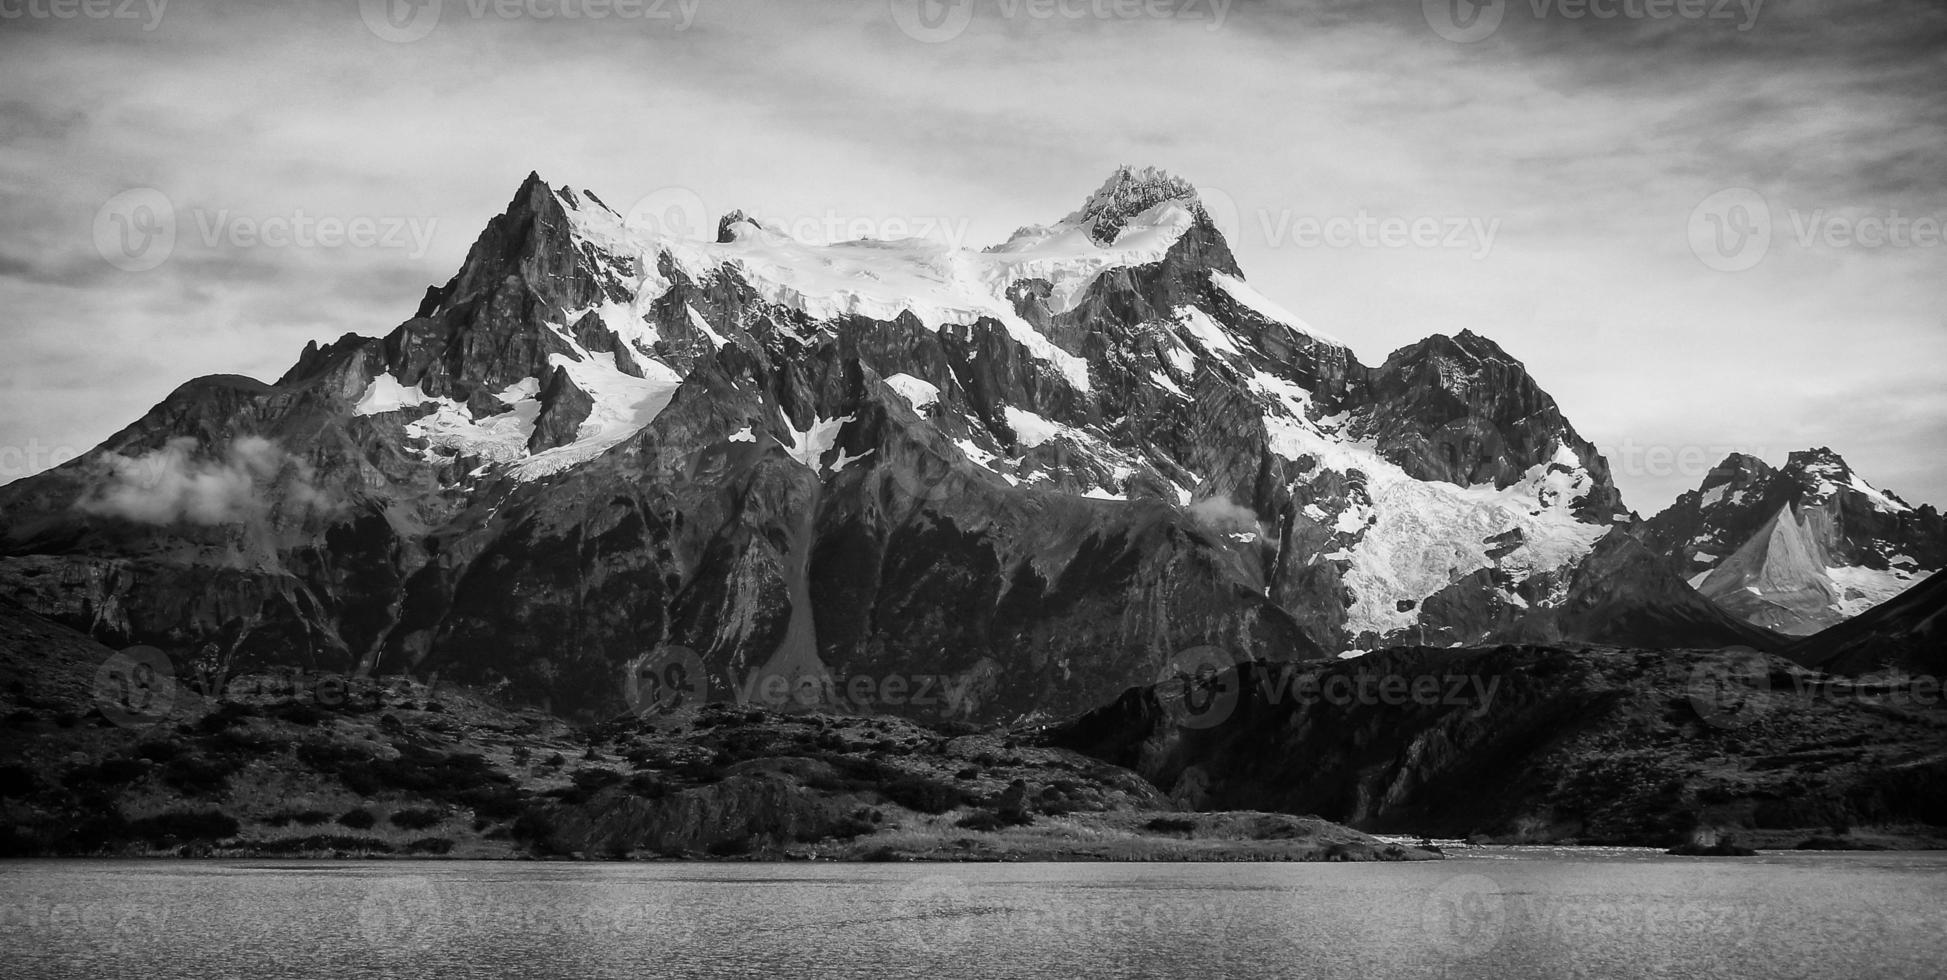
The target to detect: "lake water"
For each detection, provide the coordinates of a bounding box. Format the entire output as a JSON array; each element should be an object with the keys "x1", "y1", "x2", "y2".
[{"x1": 4, "y1": 850, "x2": 1944, "y2": 979}]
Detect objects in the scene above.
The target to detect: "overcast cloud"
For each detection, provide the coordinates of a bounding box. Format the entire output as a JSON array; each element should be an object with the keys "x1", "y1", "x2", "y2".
[{"x1": 0, "y1": 0, "x2": 1941, "y2": 511}]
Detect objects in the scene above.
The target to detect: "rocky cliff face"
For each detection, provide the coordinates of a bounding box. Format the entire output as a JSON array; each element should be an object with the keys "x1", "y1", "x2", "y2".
[
  {"x1": 1643, "y1": 449, "x2": 1943, "y2": 635},
  {"x1": 0, "y1": 168, "x2": 1766, "y2": 722}
]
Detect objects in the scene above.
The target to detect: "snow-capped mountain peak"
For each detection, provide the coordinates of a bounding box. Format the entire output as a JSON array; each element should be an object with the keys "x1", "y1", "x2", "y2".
[
  {"x1": 1788, "y1": 447, "x2": 1913, "y2": 514},
  {"x1": 1645, "y1": 448, "x2": 1942, "y2": 635},
  {"x1": 1059, "y1": 164, "x2": 1206, "y2": 245},
  {"x1": 0, "y1": 167, "x2": 1792, "y2": 724}
]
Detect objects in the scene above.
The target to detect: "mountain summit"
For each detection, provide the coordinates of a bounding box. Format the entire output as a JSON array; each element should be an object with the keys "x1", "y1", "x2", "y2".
[
  {"x1": 1060, "y1": 164, "x2": 1207, "y2": 244},
  {"x1": 1643, "y1": 449, "x2": 1942, "y2": 635},
  {"x1": 0, "y1": 169, "x2": 1797, "y2": 720}
]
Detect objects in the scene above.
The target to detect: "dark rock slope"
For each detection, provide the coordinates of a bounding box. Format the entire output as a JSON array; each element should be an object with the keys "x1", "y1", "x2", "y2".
[
  {"x1": 1787, "y1": 572, "x2": 1947, "y2": 677},
  {"x1": 1051, "y1": 645, "x2": 1947, "y2": 847}
]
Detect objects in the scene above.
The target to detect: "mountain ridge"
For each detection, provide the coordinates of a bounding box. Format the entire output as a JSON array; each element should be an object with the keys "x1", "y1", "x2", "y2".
[
  {"x1": 0, "y1": 167, "x2": 1811, "y2": 722},
  {"x1": 1642, "y1": 447, "x2": 1942, "y2": 637}
]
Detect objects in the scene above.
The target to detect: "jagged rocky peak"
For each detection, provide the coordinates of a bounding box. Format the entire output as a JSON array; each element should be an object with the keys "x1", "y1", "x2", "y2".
[
  {"x1": 1701, "y1": 452, "x2": 1775, "y2": 491},
  {"x1": 1789, "y1": 446, "x2": 1853, "y2": 485},
  {"x1": 1643, "y1": 444, "x2": 1943, "y2": 637},
  {"x1": 1062, "y1": 164, "x2": 1206, "y2": 245},
  {"x1": 716, "y1": 209, "x2": 769, "y2": 243},
  {"x1": 1785, "y1": 447, "x2": 1914, "y2": 511},
  {"x1": 1352, "y1": 328, "x2": 1624, "y2": 518}
]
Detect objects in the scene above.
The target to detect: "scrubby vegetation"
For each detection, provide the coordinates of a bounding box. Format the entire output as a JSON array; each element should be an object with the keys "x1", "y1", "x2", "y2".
[{"x1": 0, "y1": 619, "x2": 1443, "y2": 862}]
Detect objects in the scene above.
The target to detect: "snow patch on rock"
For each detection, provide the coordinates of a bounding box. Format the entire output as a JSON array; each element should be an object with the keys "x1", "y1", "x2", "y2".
[{"x1": 884, "y1": 373, "x2": 942, "y2": 411}]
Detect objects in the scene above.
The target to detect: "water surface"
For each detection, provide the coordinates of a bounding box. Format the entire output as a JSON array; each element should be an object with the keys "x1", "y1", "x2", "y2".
[{"x1": 4, "y1": 851, "x2": 1943, "y2": 979}]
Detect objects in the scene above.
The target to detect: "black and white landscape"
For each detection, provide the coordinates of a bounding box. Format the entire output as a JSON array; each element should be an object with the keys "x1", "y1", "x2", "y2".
[{"x1": 2, "y1": 2, "x2": 1943, "y2": 978}]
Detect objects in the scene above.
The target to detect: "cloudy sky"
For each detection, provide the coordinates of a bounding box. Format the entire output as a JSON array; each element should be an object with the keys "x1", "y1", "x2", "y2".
[{"x1": 1, "y1": 0, "x2": 1941, "y2": 512}]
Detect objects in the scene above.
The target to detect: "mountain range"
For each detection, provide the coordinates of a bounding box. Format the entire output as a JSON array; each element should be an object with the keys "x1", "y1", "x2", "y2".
[{"x1": 0, "y1": 167, "x2": 1937, "y2": 725}]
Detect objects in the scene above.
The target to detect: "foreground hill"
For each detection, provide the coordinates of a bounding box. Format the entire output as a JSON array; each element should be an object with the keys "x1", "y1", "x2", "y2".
[
  {"x1": 0, "y1": 599, "x2": 1423, "y2": 862},
  {"x1": 1052, "y1": 644, "x2": 1947, "y2": 849},
  {"x1": 1787, "y1": 572, "x2": 1947, "y2": 678}
]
